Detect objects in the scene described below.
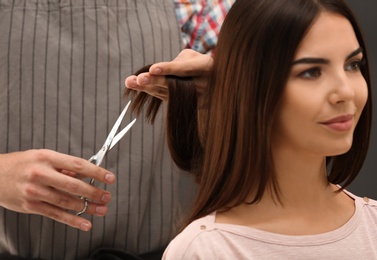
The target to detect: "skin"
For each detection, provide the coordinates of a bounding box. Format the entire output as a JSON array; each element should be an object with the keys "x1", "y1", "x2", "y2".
[
  {"x1": 0, "y1": 149, "x2": 116, "y2": 231},
  {"x1": 0, "y1": 50, "x2": 211, "y2": 231},
  {"x1": 216, "y1": 12, "x2": 368, "y2": 235},
  {"x1": 124, "y1": 49, "x2": 213, "y2": 101}
]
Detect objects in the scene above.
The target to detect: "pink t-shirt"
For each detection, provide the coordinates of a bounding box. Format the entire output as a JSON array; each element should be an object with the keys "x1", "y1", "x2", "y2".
[{"x1": 163, "y1": 191, "x2": 377, "y2": 259}]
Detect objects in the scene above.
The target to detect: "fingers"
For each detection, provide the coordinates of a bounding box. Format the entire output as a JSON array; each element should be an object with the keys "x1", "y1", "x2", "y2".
[
  {"x1": 21, "y1": 174, "x2": 110, "y2": 216},
  {"x1": 28, "y1": 200, "x2": 93, "y2": 231},
  {"x1": 32, "y1": 185, "x2": 109, "y2": 216},
  {"x1": 125, "y1": 73, "x2": 168, "y2": 101},
  {"x1": 27, "y1": 149, "x2": 114, "y2": 204},
  {"x1": 21, "y1": 181, "x2": 108, "y2": 231},
  {"x1": 34, "y1": 149, "x2": 116, "y2": 184},
  {"x1": 124, "y1": 49, "x2": 213, "y2": 99},
  {"x1": 149, "y1": 49, "x2": 213, "y2": 77},
  {"x1": 61, "y1": 169, "x2": 79, "y2": 178},
  {"x1": 0, "y1": 150, "x2": 113, "y2": 231},
  {"x1": 126, "y1": 72, "x2": 168, "y2": 88},
  {"x1": 42, "y1": 173, "x2": 112, "y2": 204}
]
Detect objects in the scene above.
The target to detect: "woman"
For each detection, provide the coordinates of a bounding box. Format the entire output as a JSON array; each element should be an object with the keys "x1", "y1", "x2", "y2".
[{"x1": 126, "y1": 0, "x2": 376, "y2": 258}]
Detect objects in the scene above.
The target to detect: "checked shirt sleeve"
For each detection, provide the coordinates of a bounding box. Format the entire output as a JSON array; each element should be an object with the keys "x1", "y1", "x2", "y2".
[{"x1": 174, "y1": 0, "x2": 235, "y2": 55}]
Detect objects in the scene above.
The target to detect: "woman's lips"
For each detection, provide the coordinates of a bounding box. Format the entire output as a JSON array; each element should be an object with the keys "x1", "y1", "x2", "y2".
[{"x1": 320, "y1": 115, "x2": 354, "y2": 132}]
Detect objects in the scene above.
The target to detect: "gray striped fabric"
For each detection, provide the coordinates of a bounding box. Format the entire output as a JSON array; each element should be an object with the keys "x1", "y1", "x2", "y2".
[{"x1": 0, "y1": 0, "x2": 196, "y2": 259}]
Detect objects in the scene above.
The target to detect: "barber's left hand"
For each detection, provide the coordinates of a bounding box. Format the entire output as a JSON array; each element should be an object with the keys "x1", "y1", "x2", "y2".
[{"x1": 124, "y1": 49, "x2": 213, "y2": 101}]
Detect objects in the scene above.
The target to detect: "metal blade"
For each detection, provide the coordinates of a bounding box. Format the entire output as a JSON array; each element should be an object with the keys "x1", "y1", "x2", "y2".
[{"x1": 109, "y1": 118, "x2": 136, "y2": 150}]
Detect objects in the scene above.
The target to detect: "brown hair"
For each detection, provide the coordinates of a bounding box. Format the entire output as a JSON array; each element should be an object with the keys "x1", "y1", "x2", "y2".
[
  {"x1": 125, "y1": 0, "x2": 372, "y2": 228},
  {"x1": 124, "y1": 66, "x2": 203, "y2": 175}
]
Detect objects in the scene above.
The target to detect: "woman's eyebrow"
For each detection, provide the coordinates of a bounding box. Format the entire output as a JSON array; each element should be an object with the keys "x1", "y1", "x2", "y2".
[
  {"x1": 292, "y1": 47, "x2": 364, "y2": 66},
  {"x1": 292, "y1": 57, "x2": 329, "y2": 65},
  {"x1": 345, "y1": 47, "x2": 363, "y2": 60}
]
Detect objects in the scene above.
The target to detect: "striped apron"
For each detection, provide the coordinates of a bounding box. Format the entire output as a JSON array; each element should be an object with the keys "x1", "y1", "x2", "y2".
[{"x1": 0, "y1": 0, "x2": 195, "y2": 259}]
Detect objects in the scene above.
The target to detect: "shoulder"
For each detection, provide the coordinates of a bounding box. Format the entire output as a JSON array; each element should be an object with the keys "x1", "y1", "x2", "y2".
[
  {"x1": 359, "y1": 196, "x2": 377, "y2": 208},
  {"x1": 162, "y1": 213, "x2": 221, "y2": 259},
  {"x1": 359, "y1": 195, "x2": 377, "y2": 218},
  {"x1": 344, "y1": 190, "x2": 377, "y2": 219},
  {"x1": 344, "y1": 189, "x2": 377, "y2": 207}
]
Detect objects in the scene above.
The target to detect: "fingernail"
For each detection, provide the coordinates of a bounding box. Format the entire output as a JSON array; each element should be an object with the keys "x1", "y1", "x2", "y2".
[
  {"x1": 80, "y1": 222, "x2": 91, "y2": 231},
  {"x1": 131, "y1": 79, "x2": 137, "y2": 87},
  {"x1": 153, "y1": 67, "x2": 162, "y2": 75},
  {"x1": 105, "y1": 173, "x2": 115, "y2": 182},
  {"x1": 96, "y1": 205, "x2": 107, "y2": 215},
  {"x1": 101, "y1": 193, "x2": 111, "y2": 203},
  {"x1": 126, "y1": 79, "x2": 137, "y2": 88},
  {"x1": 142, "y1": 76, "x2": 149, "y2": 84}
]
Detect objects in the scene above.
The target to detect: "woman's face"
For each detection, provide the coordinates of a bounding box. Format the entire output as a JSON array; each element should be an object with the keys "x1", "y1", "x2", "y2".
[{"x1": 273, "y1": 12, "x2": 368, "y2": 157}]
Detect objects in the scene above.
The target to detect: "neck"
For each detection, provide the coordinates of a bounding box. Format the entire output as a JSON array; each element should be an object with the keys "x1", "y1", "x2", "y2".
[
  {"x1": 268, "y1": 149, "x2": 331, "y2": 207},
  {"x1": 216, "y1": 146, "x2": 355, "y2": 235}
]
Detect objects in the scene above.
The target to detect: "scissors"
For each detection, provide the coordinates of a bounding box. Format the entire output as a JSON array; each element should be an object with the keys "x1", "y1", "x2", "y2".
[{"x1": 76, "y1": 100, "x2": 136, "y2": 216}]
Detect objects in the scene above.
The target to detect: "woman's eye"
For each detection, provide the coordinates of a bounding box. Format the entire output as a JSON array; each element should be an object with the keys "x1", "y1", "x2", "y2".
[
  {"x1": 345, "y1": 59, "x2": 364, "y2": 72},
  {"x1": 299, "y1": 68, "x2": 321, "y2": 79}
]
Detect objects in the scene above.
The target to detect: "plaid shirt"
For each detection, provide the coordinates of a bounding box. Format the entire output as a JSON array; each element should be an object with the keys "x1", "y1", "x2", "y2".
[{"x1": 174, "y1": 0, "x2": 235, "y2": 55}]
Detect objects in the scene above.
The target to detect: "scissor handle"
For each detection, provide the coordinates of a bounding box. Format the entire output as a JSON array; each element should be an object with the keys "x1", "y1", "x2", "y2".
[
  {"x1": 76, "y1": 101, "x2": 135, "y2": 216},
  {"x1": 76, "y1": 198, "x2": 89, "y2": 216},
  {"x1": 75, "y1": 157, "x2": 96, "y2": 216},
  {"x1": 88, "y1": 155, "x2": 98, "y2": 165},
  {"x1": 86, "y1": 155, "x2": 98, "y2": 186}
]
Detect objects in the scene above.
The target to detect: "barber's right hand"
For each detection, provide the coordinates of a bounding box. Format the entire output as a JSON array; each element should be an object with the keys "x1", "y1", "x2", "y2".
[{"x1": 0, "y1": 149, "x2": 116, "y2": 231}]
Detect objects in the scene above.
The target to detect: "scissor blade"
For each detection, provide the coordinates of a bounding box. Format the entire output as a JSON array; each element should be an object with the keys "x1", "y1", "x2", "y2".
[
  {"x1": 92, "y1": 101, "x2": 132, "y2": 166},
  {"x1": 109, "y1": 118, "x2": 136, "y2": 151},
  {"x1": 103, "y1": 101, "x2": 131, "y2": 148}
]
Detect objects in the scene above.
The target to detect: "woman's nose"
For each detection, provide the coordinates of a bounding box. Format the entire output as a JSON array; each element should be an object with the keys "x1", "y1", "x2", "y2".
[{"x1": 328, "y1": 71, "x2": 356, "y2": 104}]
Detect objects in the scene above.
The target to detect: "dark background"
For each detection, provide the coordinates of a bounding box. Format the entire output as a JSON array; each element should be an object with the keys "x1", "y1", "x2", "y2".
[{"x1": 346, "y1": 0, "x2": 377, "y2": 198}]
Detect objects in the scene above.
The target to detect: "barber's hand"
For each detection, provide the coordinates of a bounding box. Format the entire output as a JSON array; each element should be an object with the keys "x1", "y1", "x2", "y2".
[
  {"x1": 0, "y1": 149, "x2": 116, "y2": 231},
  {"x1": 125, "y1": 49, "x2": 213, "y2": 101}
]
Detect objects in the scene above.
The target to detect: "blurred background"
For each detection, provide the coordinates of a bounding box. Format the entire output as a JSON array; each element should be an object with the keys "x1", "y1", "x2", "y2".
[{"x1": 346, "y1": 0, "x2": 377, "y2": 198}]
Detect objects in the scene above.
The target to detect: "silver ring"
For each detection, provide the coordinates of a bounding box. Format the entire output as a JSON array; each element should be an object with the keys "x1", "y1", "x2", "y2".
[{"x1": 76, "y1": 198, "x2": 88, "y2": 216}]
